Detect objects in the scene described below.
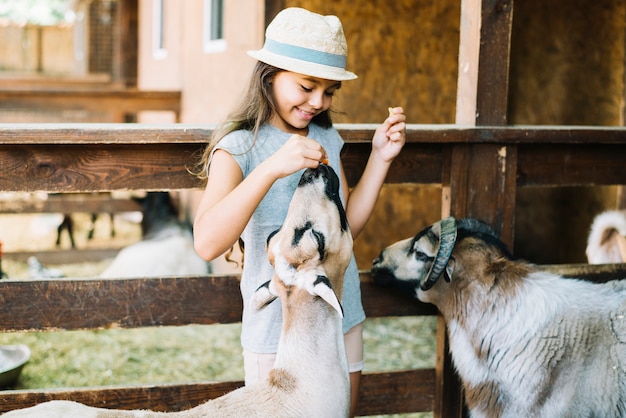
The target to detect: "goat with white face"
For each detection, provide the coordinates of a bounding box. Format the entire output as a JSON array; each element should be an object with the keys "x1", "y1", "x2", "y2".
[
  {"x1": 371, "y1": 217, "x2": 626, "y2": 418},
  {"x1": 2, "y1": 165, "x2": 351, "y2": 418}
]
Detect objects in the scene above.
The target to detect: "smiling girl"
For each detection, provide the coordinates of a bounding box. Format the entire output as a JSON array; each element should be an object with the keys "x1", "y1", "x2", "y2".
[{"x1": 192, "y1": 7, "x2": 405, "y2": 417}]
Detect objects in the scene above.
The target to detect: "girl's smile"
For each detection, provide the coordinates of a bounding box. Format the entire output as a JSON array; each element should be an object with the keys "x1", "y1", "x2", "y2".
[{"x1": 270, "y1": 71, "x2": 341, "y2": 135}]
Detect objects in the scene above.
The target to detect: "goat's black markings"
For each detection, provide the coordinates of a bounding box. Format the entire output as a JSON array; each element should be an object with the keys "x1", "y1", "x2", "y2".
[
  {"x1": 267, "y1": 229, "x2": 280, "y2": 246},
  {"x1": 314, "y1": 275, "x2": 332, "y2": 289},
  {"x1": 408, "y1": 226, "x2": 434, "y2": 255},
  {"x1": 311, "y1": 229, "x2": 326, "y2": 261},
  {"x1": 292, "y1": 221, "x2": 313, "y2": 247}
]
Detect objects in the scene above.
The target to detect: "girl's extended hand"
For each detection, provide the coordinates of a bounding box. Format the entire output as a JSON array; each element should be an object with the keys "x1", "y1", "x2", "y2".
[
  {"x1": 264, "y1": 134, "x2": 328, "y2": 179},
  {"x1": 372, "y1": 106, "x2": 406, "y2": 163}
]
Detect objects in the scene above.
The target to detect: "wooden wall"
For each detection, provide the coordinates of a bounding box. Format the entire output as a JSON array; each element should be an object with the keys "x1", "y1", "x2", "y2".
[
  {"x1": 279, "y1": 0, "x2": 458, "y2": 267},
  {"x1": 510, "y1": 0, "x2": 625, "y2": 263},
  {"x1": 276, "y1": 0, "x2": 626, "y2": 265}
]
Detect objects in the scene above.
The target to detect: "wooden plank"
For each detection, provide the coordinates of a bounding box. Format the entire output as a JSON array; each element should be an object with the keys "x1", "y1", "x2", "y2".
[
  {"x1": 0, "y1": 197, "x2": 141, "y2": 214},
  {"x1": 1, "y1": 265, "x2": 622, "y2": 333},
  {"x1": 0, "y1": 369, "x2": 434, "y2": 415},
  {"x1": 0, "y1": 90, "x2": 180, "y2": 114},
  {"x1": 0, "y1": 276, "x2": 243, "y2": 332},
  {"x1": 0, "y1": 143, "x2": 204, "y2": 192},
  {"x1": 356, "y1": 369, "x2": 436, "y2": 416},
  {"x1": 0, "y1": 124, "x2": 210, "y2": 145},
  {"x1": 447, "y1": 144, "x2": 517, "y2": 245},
  {"x1": 0, "y1": 275, "x2": 437, "y2": 333},
  {"x1": 4, "y1": 249, "x2": 121, "y2": 264},
  {"x1": 0, "y1": 381, "x2": 243, "y2": 414},
  {"x1": 474, "y1": 0, "x2": 514, "y2": 126},
  {"x1": 2, "y1": 125, "x2": 626, "y2": 193},
  {"x1": 4, "y1": 123, "x2": 626, "y2": 145},
  {"x1": 517, "y1": 143, "x2": 626, "y2": 186}
]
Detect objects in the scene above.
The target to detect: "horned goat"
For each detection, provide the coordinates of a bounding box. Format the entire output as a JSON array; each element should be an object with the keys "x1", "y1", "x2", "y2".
[
  {"x1": 586, "y1": 209, "x2": 626, "y2": 264},
  {"x1": 3, "y1": 165, "x2": 351, "y2": 418},
  {"x1": 371, "y1": 216, "x2": 626, "y2": 418}
]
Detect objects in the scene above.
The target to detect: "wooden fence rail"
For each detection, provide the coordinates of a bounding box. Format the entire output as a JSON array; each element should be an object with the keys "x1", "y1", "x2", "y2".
[
  {"x1": 1, "y1": 123, "x2": 626, "y2": 417},
  {"x1": 0, "y1": 89, "x2": 181, "y2": 122}
]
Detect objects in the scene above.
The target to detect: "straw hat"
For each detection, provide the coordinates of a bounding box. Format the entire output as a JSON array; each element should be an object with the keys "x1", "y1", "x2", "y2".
[{"x1": 247, "y1": 8, "x2": 357, "y2": 81}]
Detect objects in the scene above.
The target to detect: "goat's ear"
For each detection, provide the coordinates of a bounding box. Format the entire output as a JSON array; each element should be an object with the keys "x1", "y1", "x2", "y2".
[
  {"x1": 250, "y1": 279, "x2": 278, "y2": 311},
  {"x1": 313, "y1": 275, "x2": 343, "y2": 318},
  {"x1": 444, "y1": 257, "x2": 456, "y2": 282}
]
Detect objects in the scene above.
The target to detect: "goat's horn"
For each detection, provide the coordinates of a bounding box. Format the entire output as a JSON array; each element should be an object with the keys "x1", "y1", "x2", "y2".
[
  {"x1": 456, "y1": 218, "x2": 498, "y2": 238},
  {"x1": 313, "y1": 275, "x2": 343, "y2": 318},
  {"x1": 421, "y1": 216, "x2": 457, "y2": 291}
]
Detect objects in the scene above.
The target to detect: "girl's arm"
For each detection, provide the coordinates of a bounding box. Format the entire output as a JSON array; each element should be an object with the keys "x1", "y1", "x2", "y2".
[
  {"x1": 193, "y1": 134, "x2": 327, "y2": 261},
  {"x1": 343, "y1": 107, "x2": 406, "y2": 239}
]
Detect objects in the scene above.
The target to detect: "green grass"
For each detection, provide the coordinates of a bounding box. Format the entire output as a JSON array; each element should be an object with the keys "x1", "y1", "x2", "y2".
[
  {"x1": 0, "y1": 316, "x2": 436, "y2": 389},
  {"x1": 0, "y1": 317, "x2": 436, "y2": 417}
]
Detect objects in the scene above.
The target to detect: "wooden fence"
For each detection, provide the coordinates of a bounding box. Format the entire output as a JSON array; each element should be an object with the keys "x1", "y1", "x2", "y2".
[
  {"x1": 0, "y1": 89, "x2": 181, "y2": 122},
  {"x1": 0, "y1": 124, "x2": 625, "y2": 417}
]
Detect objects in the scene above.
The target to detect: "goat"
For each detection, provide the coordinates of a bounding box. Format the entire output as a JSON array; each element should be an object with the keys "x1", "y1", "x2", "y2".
[
  {"x1": 371, "y1": 217, "x2": 626, "y2": 418},
  {"x1": 99, "y1": 192, "x2": 209, "y2": 278},
  {"x1": 55, "y1": 193, "x2": 116, "y2": 249},
  {"x1": 586, "y1": 210, "x2": 626, "y2": 264},
  {"x1": 3, "y1": 165, "x2": 352, "y2": 418}
]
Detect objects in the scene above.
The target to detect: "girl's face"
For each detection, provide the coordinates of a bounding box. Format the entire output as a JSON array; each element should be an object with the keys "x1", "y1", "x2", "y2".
[{"x1": 269, "y1": 71, "x2": 341, "y2": 135}]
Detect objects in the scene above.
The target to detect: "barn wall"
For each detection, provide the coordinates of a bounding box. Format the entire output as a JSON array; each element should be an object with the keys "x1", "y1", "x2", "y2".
[
  {"x1": 509, "y1": 0, "x2": 625, "y2": 263},
  {"x1": 285, "y1": 0, "x2": 626, "y2": 265},
  {"x1": 285, "y1": 0, "x2": 460, "y2": 124},
  {"x1": 283, "y1": 0, "x2": 458, "y2": 267}
]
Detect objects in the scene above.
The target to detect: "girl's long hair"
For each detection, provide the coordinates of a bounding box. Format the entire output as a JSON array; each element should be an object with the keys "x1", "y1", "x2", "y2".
[{"x1": 192, "y1": 61, "x2": 334, "y2": 180}]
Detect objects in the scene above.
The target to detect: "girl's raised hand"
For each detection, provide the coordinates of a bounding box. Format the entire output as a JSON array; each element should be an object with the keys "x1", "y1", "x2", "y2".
[
  {"x1": 372, "y1": 106, "x2": 406, "y2": 163},
  {"x1": 264, "y1": 134, "x2": 328, "y2": 179}
]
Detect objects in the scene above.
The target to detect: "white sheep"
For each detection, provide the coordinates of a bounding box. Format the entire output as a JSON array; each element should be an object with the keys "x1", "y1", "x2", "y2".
[
  {"x1": 99, "y1": 192, "x2": 209, "y2": 278},
  {"x1": 371, "y1": 217, "x2": 626, "y2": 418},
  {"x1": 586, "y1": 209, "x2": 626, "y2": 264},
  {"x1": 3, "y1": 165, "x2": 352, "y2": 418}
]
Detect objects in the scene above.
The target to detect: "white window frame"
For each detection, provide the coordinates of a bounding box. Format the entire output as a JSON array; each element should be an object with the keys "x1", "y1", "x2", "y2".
[
  {"x1": 203, "y1": 0, "x2": 226, "y2": 53},
  {"x1": 152, "y1": 0, "x2": 167, "y2": 59}
]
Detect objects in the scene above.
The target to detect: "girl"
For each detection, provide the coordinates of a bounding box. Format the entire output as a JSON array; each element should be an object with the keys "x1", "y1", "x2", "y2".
[{"x1": 193, "y1": 7, "x2": 406, "y2": 417}]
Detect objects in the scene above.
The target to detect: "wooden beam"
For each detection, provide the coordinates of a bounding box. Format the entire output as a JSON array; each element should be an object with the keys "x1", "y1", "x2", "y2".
[
  {"x1": 2, "y1": 125, "x2": 626, "y2": 193},
  {"x1": 0, "y1": 196, "x2": 141, "y2": 214},
  {"x1": 0, "y1": 369, "x2": 435, "y2": 416},
  {"x1": 0, "y1": 274, "x2": 436, "y2": 333},
  {"x1": 0, "y1": 90, "x2": 180, "y2": 114}
]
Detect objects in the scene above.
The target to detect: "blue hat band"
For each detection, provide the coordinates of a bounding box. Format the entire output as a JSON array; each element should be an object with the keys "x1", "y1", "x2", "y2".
[{"x1": 264, "y1": 38, "x2": 346, "y2": 69}]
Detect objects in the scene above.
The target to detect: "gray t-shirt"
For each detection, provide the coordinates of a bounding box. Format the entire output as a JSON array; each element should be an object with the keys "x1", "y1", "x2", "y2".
[{"x1": 213, "y1": 123, "x2": 365, "y2": 353}]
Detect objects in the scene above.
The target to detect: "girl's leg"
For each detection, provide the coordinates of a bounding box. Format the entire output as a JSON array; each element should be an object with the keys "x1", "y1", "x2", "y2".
[{"x1": 345, "y1": 323, "x2": 364, "y2": 418}]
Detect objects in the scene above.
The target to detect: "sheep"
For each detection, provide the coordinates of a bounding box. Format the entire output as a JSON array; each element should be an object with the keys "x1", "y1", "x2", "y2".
[
  {"x1": 586, "y1": 209, "x2": 626, "y2": 264},
  {"x1": 3, "y1": 164, "x2": 352, "y2": 418},
  {"x1": 99, "y1": 192, "x2": 209, "y2": 278},
  {"x1": 371, "y1": 216, "x2": 626, "y2": 418}
]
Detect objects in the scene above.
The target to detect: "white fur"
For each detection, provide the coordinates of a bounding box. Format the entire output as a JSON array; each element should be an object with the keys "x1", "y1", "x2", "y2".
[
  {"x1": 373, "y1": 221, "x2": 626, "y2": 418},
  {"x1": 99, "y1": 227, "x2": 209, "y2": 278},
  {"x1": 586, "y1": 210, "x2": 626, "y2": 264}
]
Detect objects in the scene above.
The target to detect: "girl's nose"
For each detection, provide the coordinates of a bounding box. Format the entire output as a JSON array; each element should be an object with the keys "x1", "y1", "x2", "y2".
[{"x1": 308, "y1": 92, "x2": 324, "y2": 109}]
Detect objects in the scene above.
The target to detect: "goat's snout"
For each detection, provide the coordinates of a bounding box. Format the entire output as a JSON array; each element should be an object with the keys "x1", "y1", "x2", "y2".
[{"x1": 299, "y1": 166, "x2": 320, "y2": 183}]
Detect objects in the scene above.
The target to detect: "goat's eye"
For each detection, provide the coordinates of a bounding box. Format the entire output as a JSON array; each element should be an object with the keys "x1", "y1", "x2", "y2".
[{"x1": 414, "y1": 251, "x2": 433, "y2": 262}]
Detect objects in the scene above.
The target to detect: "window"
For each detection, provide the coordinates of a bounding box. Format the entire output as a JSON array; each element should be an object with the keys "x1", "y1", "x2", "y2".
[
  {"x1": 203, "y1": 0, "x2": 226, "y2": 53},
  {"x1": 152, "y1": 0, "x2": 167, "y2": 59}
]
